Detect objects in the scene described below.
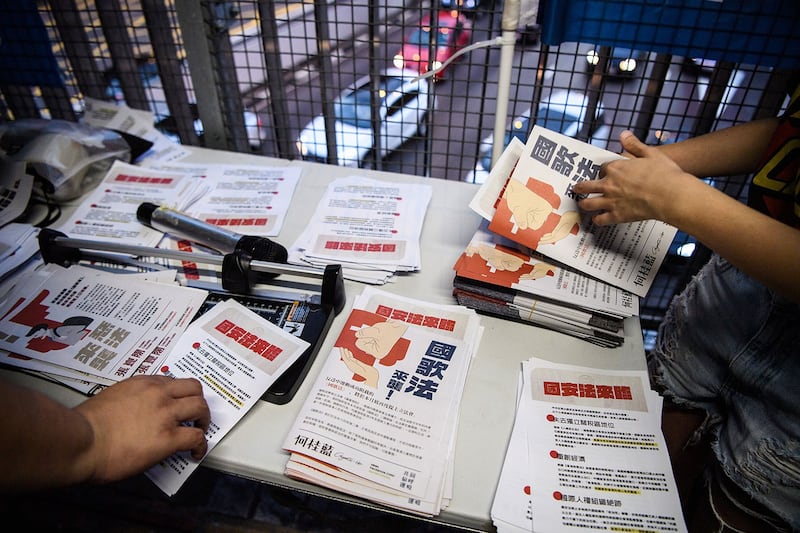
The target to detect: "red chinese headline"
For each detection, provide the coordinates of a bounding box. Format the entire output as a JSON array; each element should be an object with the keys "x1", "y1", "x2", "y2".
[
  {"x1": 215, "y1": 319, "x2": 283, "y2": 361},
  {"x1": 543, "y1": 381, "x2": 633, "y2": 400},
  {"x1": 324, "y1": 240, "x2": 397, "y2": 253},
  {"x1": 374, "y1": 305, "x2": 456, "y2": 331},
  {"x1": 114, "y1": 174, "x2": 175, "y2": 184},
  {"x1": 205, "y1": 217, "x2": 269, "y2": 226}
]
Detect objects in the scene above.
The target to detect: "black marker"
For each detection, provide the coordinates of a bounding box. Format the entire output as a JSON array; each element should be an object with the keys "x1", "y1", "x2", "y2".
[{"x1": 136, "y1": 202, "x2": 288, "y2": 263}]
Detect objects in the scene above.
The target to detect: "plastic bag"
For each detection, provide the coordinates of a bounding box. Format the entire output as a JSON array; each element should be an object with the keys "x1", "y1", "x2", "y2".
[{"x1": 0, "y1": 119, "x2": 131, "y2": 201}]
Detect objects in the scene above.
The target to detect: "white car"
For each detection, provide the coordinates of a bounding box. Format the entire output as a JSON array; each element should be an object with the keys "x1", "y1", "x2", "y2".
[
  {"x1": 296, "y1": 68, "x2": 432, "y2": 167},
  {"x1": 467, "y1": 90, "x2": 610, "y2": 183}
]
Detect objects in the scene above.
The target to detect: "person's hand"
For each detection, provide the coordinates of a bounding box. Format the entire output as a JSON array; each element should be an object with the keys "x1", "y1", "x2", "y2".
[
  {"x1": 74, "y1": 375, "x2": 210, "y2": 484},
  {"x1": 573, "y1": 131, "x2": 696, "y2": 226}
]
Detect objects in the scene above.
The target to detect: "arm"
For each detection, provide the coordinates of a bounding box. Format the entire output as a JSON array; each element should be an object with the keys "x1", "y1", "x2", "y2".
[
  {"x1": 0, "y1": 375, "x2": 210, "y2": 492},
  {"x1": 573, "y1": 130, "x2": 800, "y2": 303},
  {"x1": 650, "y1": 117, "x2": 780, "y2": 178}
]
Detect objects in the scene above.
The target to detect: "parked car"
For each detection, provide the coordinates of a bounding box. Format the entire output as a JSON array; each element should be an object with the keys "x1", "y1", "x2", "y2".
[
  {"x1": 296, "y1": 68, "x2": 433, "y2": 167},
  {"x1": 467, "y1": 90, "x2": 610, "y2": 183},
  {"x1": 440, "y1": 0, "x2": 483, "y2": 15},
  {"x1": 393, "y1": 11, "x2": 472, "y2": 81},
  {"x1": 681, "y1": 56, "x2": 717, "y2": 75},
  {"x1": 154, "y1": 103, "x2": 266, "y2": 150},
  {"x1": 585, "y1": 47, "x2": 646, "y2": 77}
]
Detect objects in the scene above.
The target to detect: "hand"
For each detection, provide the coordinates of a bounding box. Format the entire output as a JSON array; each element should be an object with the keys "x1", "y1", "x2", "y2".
[
  {"x1": 573, "y1": 131, "x2": 696, "y2": 226},
  {"x1": 75, "y1": 375, "x2": 210, "y2": 484}
]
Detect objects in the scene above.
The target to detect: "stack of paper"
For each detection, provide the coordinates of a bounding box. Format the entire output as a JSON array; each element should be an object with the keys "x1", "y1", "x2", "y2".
[
  {"x1": 0, "y1": 262, "x2": 208, "y2": 394},
  {"x1": 282, "y1": 287, "x2": 483, "y2": 516},
  {"x1": 288, "y1": 176, "x2": 432, "y2": 284},
  {"x1": 56, "y1": 160, "x2": 209, "y2": 248},
  {"x1": 0, "y1": 262, "x2": 310, "y2": 497},
  {"x1": 452, "y1": 223, "x2": 637, "y2": 347},
  {"x1": 145, "y1": 298, "x2": 309, "y2": 496},
  {"x1": 0, "y1": 223, "x2": 39, "y2": 282},
  {"x1": 492, "y1": 357, "x2": 687, "y2": 533},
  {"x1": 457, "y1": 127, "x2": 677, "y2": 345}
]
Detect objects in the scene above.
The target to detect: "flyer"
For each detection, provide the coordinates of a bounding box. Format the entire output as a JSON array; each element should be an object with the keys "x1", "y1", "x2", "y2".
[{"x1": 146, "y1": 298, "x2": 310, "y2": 496}]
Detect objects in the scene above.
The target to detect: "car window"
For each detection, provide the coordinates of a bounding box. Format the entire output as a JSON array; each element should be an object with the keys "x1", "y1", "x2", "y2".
[
  {"x1": 387, "y1": 90, "x2": 420, "y2": 117},
  {"x1": 335, "y1": 76, "x2": 407, "y2": 128}
]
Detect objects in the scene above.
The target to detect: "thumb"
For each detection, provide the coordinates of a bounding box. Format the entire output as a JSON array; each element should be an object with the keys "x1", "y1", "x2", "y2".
[{"x1": 619, "y1": 130, "x2": 649, "y2": 158}]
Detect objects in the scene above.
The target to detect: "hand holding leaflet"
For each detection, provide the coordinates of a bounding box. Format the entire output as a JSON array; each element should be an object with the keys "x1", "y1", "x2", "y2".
[{"x1": 145, "y1": 298, "x2": 310, "y2": 496}]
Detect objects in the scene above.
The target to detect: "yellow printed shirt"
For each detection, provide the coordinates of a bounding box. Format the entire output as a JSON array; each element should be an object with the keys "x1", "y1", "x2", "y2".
[{"x1": 749, "y1": 84, "x2": 800, "y2": 228}]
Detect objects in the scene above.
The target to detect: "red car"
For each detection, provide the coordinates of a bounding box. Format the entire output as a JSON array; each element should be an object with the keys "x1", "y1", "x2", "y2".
[{"x1": 393, "y1": 11, "x2": 472, "y2": 81}]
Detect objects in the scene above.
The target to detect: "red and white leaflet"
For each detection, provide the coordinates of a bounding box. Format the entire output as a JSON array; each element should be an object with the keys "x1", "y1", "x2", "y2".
[
  {"x1": 146, "y1": 298, "x2": 310, "y2": 496},
  {"x1": 0, "y1": 264, "x2": 206, "y2": 383},
  {"x1": 522, "y1": 357, "x2": 686, "y2": 533},
  {"x1": 55, "y1": 160, "x2": 205, "y2": 247},
  {"x1": 288, "y1": 176, "x2": 432, "y2": 284},
  {"x1": 470, "y1": 127, "x2": 677, "y2": 297},
  {"x1": 283, "y1": 287, "x2": 482, "y2": 515}
]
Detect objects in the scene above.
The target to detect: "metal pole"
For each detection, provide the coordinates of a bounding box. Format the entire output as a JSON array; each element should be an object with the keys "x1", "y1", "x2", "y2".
[{"x1": 491, "y1": 0, "x2": 520, "y2": 170}]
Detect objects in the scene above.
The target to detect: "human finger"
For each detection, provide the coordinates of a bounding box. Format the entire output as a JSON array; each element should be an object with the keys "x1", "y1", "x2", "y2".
[
  {"x1": 165, "y1": 377, "x2": 204, "y2": 398},
  {"x1": 577, "y1": 194, "x2": 610, "y2": 213},
  {"x1": 572, "y1": 177, "x2": 604, "y2": 196},
  {"x1": 170, "y1": 425, "x2": 209, "y2": 460},
  {"x1": 171, "y1": 394, "x2": 211, "y2": 430},
  {"x1": 618, "y1": 130, "x2": 652, "y2": 158}
]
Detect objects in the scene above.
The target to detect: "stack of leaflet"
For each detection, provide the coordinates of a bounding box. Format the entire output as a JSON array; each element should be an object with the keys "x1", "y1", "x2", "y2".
[
  {"x1": 0, "y1": 223, "x2": 39, "y2": 282},
  {"x1": 452, "y1": 222, "x2": 636, "y2": 347},
  {"x1": 282, "y1": 287, "x2": 483, "y2": 516},
  {"x1": 491, "y1": 357, "x2": 687, "y2": 533},
  {"x1": 56, "y1": 160, "x2": 210, "y2": 248},
  {"x1": 0, "y1": 262, "x2": 207, "y2": 395},
  {"x1": 288, "y1": 176, "x2": 431, "y2": 284},
  {"x1": 456, "y1": 127, "x2": 677, "y2": 346}
]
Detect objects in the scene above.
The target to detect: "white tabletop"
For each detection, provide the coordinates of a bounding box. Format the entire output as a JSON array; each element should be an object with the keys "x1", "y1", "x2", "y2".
[{"x1": 2, "y1": 147, "x2": 646, "y2": 531}]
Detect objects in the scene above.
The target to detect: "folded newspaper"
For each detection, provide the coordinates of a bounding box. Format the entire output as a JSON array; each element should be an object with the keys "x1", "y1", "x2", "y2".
[{"x1": 282, "y1": 287, "x2": 483, "y2": 516}]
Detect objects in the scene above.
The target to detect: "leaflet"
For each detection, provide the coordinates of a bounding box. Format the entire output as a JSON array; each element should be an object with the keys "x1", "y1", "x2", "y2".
[
  {"x1": 0, "y1": 263, "x2": 207, "y2": 383},
  {"x1": 522, "y1": 357, "x2": 686, "y2": 532},
  {"x1": 283, "y1": 287, "x2": 482, "y2": 515},
  {"x1": 471, "y1": 127, "x2": 677, "y2": 297},
  {"x1": 56, "y1": 160, "x2": 204, "y2": 247},
  {"x1": 146, "y1": 298, "x2": 310, "y2": 496},
  {"x1": 144, "y1": 161, "x2": 302, "y2": 238},
  {"x1": 288, "y1": 176, "x2": 431, "y2": 284}
]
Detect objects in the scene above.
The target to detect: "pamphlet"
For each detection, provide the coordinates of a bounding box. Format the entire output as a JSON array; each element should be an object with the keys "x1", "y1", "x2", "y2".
[
  {"x1": 471, "y1": 127, "x2": 677, "y2": 297},
  {"x1": 492, "y1": 356, "x2": 687, "y2": 532},
  {"x1": 282, "y1": 287, "x2": 483, "y2": 515},
  {"x1": 146, "y1": 298, "x2": 310, "y2": 495}
]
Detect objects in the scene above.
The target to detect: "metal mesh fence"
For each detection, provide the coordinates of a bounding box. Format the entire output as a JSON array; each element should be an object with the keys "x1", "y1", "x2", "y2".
[{"x1": 2, "y1": 0, "x2": 798, "y2": 348}]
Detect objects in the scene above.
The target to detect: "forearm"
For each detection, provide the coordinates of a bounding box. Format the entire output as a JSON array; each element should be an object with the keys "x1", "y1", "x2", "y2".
[
  {"x1": 0, "y1": 379, "x2": 96, "y2": 491},
  {"x1": 667, "y1": 177, "x2": 800, "y2": 302},
  {"x1": 657, "y1": 117, "x2": 780, "y2": 178}
]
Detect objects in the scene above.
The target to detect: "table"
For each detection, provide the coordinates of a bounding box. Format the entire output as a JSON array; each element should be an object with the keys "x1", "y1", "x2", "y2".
[{"x1": 1, "y1": 147, "x2": 647, "y2": 531}]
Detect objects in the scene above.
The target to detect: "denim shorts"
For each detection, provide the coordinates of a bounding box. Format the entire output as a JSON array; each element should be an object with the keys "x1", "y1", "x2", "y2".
[{"x1": 647, "y1": 254, "x2": 800, "y2": 530}]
